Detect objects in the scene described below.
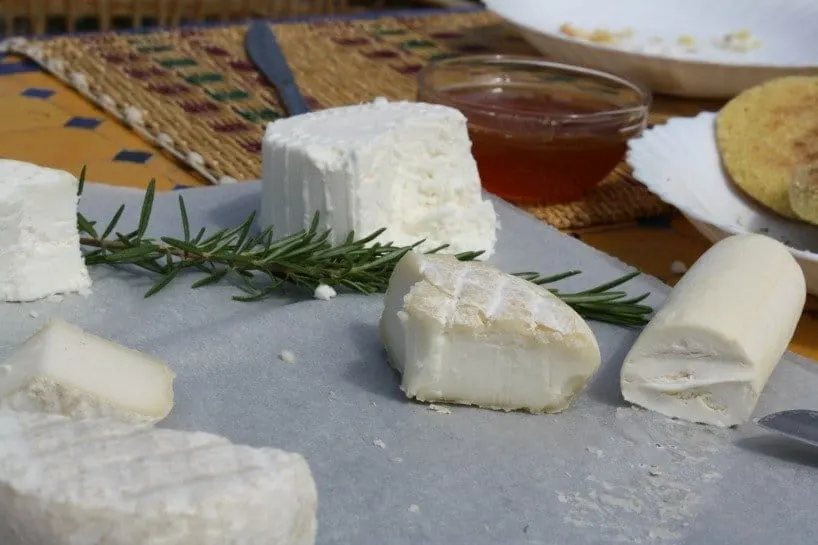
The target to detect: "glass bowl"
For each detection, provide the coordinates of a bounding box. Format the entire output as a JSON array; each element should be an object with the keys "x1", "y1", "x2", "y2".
[{"x1": 416, "y1": 55, "x2": 651, "y2": 206}]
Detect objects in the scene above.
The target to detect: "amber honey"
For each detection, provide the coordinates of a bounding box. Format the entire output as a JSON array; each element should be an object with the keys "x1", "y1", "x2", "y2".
[
  {"x1": 416, "y1": 56, "x2": 650, "y2": 207},
  {"x1": 445, "y1": 87, "x2": 634, "y2": 206}
]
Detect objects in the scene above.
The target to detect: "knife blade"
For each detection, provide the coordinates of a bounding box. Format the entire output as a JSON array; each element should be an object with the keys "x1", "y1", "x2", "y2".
[
  {"x1": 245, "y1": 20, "x2": 310, "y2": 117},
  {"x1": 756, "y1": 409, "x2": 818, "y2": 448}
]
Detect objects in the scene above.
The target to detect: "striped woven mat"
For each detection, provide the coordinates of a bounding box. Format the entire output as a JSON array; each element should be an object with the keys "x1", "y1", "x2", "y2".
[{"x1": 7, "y1": 8, "x2": 723, "y2": 229}]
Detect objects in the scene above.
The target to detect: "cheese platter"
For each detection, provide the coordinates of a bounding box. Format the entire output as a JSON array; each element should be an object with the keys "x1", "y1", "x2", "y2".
[
  {"x1": 0, "y1": 170, "x2": 817, "y2": 544},
  {"x1": 1, "y1": 88, "x2": 818, "y2": 545}
]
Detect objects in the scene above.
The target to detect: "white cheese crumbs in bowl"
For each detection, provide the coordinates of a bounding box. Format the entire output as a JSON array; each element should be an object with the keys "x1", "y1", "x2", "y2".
[{"x1": 313, "y1": 283, "x2": 337, "y2": 301}]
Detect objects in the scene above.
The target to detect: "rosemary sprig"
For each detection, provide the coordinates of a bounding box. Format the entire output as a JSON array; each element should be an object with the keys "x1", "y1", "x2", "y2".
[{"x1": 75, "y1": 172, "x2": 653, "y2": 327}]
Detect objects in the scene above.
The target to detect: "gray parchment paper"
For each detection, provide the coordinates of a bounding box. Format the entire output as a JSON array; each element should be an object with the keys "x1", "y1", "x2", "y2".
[{"x1": 2, "y1": 181, "x2": 818, "y2": 545}]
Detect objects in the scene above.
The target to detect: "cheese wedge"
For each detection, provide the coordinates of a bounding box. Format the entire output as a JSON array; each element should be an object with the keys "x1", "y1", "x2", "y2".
[
  {"x1": 620, "y1": 234, "x2": 806, "y2": 427},
  {"x1": 0, "y1": 410, "x2": 318, "y2": 545},
  {"x1": 0, "y1": 318, "x2": 175, "y2": 423},
  {"x1": 380, "y1": 253, "x2": 602, "y2": 413}
]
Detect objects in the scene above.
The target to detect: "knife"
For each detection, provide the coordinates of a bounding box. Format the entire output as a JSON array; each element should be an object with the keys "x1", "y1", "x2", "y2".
[
  {"x1": 245, "y1": 20, "x2": 311, "y2": 117},
  {"x1": 756, "y1": 409, "x2": 818, "y2": 448}
]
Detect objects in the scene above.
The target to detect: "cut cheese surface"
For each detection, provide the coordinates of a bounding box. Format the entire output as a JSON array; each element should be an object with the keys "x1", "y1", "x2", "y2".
[
  {"x1": 0, "y1": 318, "x2": 175, "y2": 423},
  {"x1": 261, "y1": 99, "x2": 498, "y2": 257},
  {"x1": 379, "y1": 252, "x2": 601, "y2": 413},
  {"x1": 0, "y1": 410, "x2": 318, "y2": 545},
  {"x1": 620, "y1": 234, "x2": 806, "y2": 427},
  {"x1": 0, "y1": 159, "x2": 91, "y2": 302}
]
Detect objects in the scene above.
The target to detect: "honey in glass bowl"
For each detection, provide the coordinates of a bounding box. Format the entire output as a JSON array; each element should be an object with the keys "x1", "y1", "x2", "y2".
[{"x1": 417, "y1": 55, "x2": 651, "y2": 206}]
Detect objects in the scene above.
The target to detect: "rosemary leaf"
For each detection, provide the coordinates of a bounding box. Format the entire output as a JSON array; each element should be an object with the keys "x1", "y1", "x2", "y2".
[
  {"x1": 178, "y1": 196, "x2": 191, "y2": 242},
  {"x1": 145, "y1": 266, "x2": 182, "y2": 298},
  {"x1": 135, "y1": 181, "x2": 156, "y2": 242},
  {"x1": 101, "y1": 205, "x2": 125, "y2": 239},
  {"x1": 191, "y1": 268, "x2": 229, "y2": 289}
]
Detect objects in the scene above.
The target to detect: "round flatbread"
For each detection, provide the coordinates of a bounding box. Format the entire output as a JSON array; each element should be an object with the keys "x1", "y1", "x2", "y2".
[{"x1": 716, "y1": 76, "x2": 818, "y2": 219}]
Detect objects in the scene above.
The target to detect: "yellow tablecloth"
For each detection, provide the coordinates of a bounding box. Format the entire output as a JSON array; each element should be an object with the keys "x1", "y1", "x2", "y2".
[{"x1": 1, "y1": 52, "x2": 816, "y2": 359}]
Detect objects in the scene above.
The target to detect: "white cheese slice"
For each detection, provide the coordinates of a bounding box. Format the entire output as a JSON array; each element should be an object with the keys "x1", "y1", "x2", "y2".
[
  {"x1": 0, "y1": 318, "x2": 175, "y2": 423},
  {"x1": 261, "y1": 98, "x2": 498, "y2": 258},
  {"x1": 379, "y1": 252, "x2": 602, "y2": 413},
  {"x1": 0, "y1": 410, "x2": 317, "y2": 545},
  {"x1": 620, "y1": 234, "x2": 806, "y2": 427},
  {"x1": 0, "y1": 159, "x2": 91, "y2": 302}
]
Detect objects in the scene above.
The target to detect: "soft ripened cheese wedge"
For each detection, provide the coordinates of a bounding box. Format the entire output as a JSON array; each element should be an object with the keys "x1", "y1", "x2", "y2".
[
  {"x1": 261, "y1": 98, "x2": 498, "y2": 257},
  {"x1": 0, "y1": 410, "x2": 318, "y2": 545},
  {"x1": 620, "y1": 234, "x2": 806, "y2": 427},
  {"x1": 0, "y1": 159, "x2": 91, "y2": 301},
  {"x1": 0, "y1": 318, "x2": 175, "y2": 423},
  {"x1": 379, "y1": 253, "x2": 602, "y2": 413}
]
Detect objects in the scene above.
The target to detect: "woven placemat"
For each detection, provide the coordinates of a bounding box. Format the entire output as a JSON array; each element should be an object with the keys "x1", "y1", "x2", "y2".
[{"x1": 6, "y1": 9, "x2": 680, "y2": 229}]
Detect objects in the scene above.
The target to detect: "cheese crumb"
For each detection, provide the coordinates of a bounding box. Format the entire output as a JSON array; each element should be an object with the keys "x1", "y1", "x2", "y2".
[
  {"x1": 373, "y1": 439, "x2": 386, "y2": 449},
  {"x1": 313, "y1": 283, "x2": 337, "y2": 301},
  {"x1": 28, "y1": 310, "x2": 39, "y2": 319},
  {"x1": 408, "y1": 504, "x2": 420, "y2": 513},
  {"x1": 670, "y1": 260, "x2": 688, "y2": 275},
  {"x1": 427, "y1": 404, "x2": 452, "y2": 415},
  {"x1": 278, "y1": 349, "x2": 297, "y2": 365},
  {"x1": 586, "y1": 446, "x2": 604, "y2": 458}
]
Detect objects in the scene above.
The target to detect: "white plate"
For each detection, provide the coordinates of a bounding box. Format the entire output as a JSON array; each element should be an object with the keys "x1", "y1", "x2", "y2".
[
  {"x1": 627, "y1": 111, "x2": 818, "y2": 294},
  {"x1": 484, "y1": 0, "x2": 818, "y2": 98}
]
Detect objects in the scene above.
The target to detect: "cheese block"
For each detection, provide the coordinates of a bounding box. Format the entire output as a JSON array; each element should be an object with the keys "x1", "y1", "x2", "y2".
[
  {"x1": 0, "y1": 159, "x2": 91, "y2": 302},
  {"x1": 379, "y1": 252, "x2": 601, "y2": 413},
  {"x1": 0, "y1": 318, "x2": 175, "y2": 423},
  {"x1": 261, "y1": 99, "x2": 498, "y2": 257},
  {"x1": 0, "y1": 410, "x2": 318, "y2": 545},
  {"x1": 620, "y1": 234, "x2": 806, "y2": 427}
]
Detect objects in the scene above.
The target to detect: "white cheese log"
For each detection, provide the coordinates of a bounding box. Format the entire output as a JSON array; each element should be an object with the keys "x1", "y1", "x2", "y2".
[
  {"x1": 620, "y1": 234, "x2": 806, "y2": 427},
  {"x1": 261, "y1": 98, "x2": 498, "y2": 257},
  {"x1": 0, "y1": 410, "x2": 317, "y2": 545},
  {"x1": 380, "y1": 253, "x2": 601, "y2": 413},
  {"x1": 0, "y1": 159, "x2": 91, "y2": 302},
  {"x1": 0, "y1": 318, "x2": 175, "y2": 423}
]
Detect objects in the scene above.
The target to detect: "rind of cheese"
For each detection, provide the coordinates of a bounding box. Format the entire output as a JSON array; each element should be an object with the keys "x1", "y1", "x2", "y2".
[
  {"x1": 261, "y1": 99, "x2": 498, "y2": 258},
  {"x1": 0, "y1": 318, "x2": 176, "y2": 423},
  {"x1": 0, "y1": 159, "x2": 91, "y2": 302},
  {"x1": 380, "y1": 253, "x2": 602, "y2": 413},
  {"x1": 620, "y1": 234, "x2": 806, "y2": 427},
  {"x1": 0, "y1": 410, "x2": 318, "y2": 545}
]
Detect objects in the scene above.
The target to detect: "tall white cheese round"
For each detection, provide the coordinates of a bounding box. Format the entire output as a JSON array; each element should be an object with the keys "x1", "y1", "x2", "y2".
[
  {"x1": 620, "y1": 234, "x2": 806, "y2": 427},
  {"x1": 0, "y1": 160, "x2": 91, "y2": 301},
  {"x1": 261, "y1": 99, "x2": 498, "y2": 257},
  {"x1": 0, "y1": 410, "x2": 318, "y2": 545},
  {"x1": 380, "y1": 253, "x2": 602, "y2": 413}
]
